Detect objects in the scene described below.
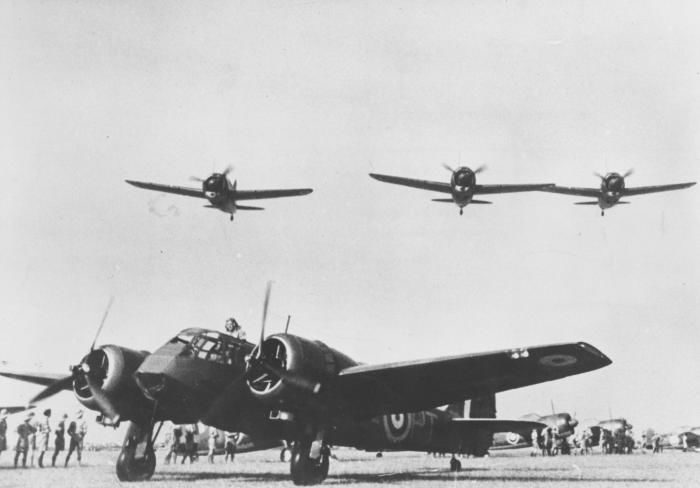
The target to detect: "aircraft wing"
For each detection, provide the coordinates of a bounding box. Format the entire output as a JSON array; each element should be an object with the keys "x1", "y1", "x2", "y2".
[
  {"x1": 474, "y1": 184, "x2": 555, "y2": 194},
  {"x1": 369, "y1": 173, "x2": 452, "y2": 193},
  {"x1": 622, "y1": 182, "x2": 696, "y2": 196},
  {"x1": 332, "y1": 342, "x2": 610, "y2": 418},
  {"x1": 235, "y1": 189, "x2": 313, "y2": 200},
  {"x1": 538, "y1": 185, "x2": 601, "y2": 198},
  {"x1": 125, "y1": 180, "x2": 205, "y2": 198}
]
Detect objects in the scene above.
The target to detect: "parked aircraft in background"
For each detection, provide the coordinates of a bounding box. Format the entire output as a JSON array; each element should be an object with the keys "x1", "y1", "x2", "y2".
[
  {"x1": 0, "y1": 286, "x2": 611, "y2": 485},
  {"x1": 540, "y1": 170, "x2": 695, "y2": 215},
  {"x1": 126, "y1": 166, "x2": 313, "y2": 220},
  {"x1": 369, "y1": 166, "x2": 553, "y2": 215},
  {"x1": 491, "y1": 411, "x2": 578, "y2": 450}
]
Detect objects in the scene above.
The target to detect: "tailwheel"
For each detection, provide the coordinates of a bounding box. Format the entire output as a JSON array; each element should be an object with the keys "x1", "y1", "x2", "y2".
[
  {"x1": 290, "y1": 440, "x2": 330, "y2": 486},
  {"x1": 449, "y1": 455, "x2": 462, "y2": 472},
  {"x1": 116, "y1": 421, "x2": 159, "y2": 482},
  {"x1": 459, "y1": 208, "x2": 463, "y2": 216}
]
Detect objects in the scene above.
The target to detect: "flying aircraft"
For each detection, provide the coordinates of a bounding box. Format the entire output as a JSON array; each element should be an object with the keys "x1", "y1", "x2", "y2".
[
  {"x1": 491, "y1": 411, "x2": 579, "y2": 450},
  {"x1": 0, "y1": 286, "x2": 611, "y2": 485},
  {"x1": 125, "y1": 166, "x2": 313, "y2": 220},
  {"x1": 369, "y1": 165, "x2": 554, "y2": 215},
  {"x1": 540, "y1": 170, "x2": 696, "y2": 216}
]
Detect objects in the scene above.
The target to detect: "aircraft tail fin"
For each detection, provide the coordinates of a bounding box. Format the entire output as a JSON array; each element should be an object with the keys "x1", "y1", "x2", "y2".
[
  {"x1": 574, "y1": 201, "x2": 599, "y2": 205},
  {"x1": 470, "y1": 200, "x2": 492, "y2": 204},
  {"x1": 237, "y1": 205, "x2": 265, "y2": 211},
  {"x1": 431, "y1": 198, "x2": 454, "y2": 202}
]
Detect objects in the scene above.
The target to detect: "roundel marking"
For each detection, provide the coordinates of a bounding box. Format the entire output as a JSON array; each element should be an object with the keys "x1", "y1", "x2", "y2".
[
  {"x1": 506, "y1": 432, "x2": 521, "y2": 445},
  {"x1": 539, "y1": 354, "x2": 578, "y2": 367},
  {"x1": 383, "y1": 413, "x2": 412, "y2": 443}
]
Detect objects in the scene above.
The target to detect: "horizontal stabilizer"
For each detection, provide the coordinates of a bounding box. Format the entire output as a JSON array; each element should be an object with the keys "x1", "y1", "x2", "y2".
[
  {"x1": 574, "y1": 201, "x2": 599, "y2": 205},
  {"x1": 431, "y1": 198, "x2": 454, "y2": 203},
  {"x1": 470, "y1": 200, "x2": 492, "y2": 204},
  {"x1": 237, "y1": 205, "x2": 265, "y2": 211}
]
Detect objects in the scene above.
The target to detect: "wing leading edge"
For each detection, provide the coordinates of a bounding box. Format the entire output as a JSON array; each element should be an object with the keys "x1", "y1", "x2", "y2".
[
  {"x1": 125, "y1": 180, "x2": 205, "y2": 198},
  {"x1": 623, "y1": 182, "x2": 696, "y2": 196},
  {"x1": 369, "y1": 173, "x2": 452, "y2": 193},
  {"x1": 474, "y1": 184, "x2": 554, "y2": 194},
  {"x1": 332, "y1": 342, "x2": 611, "y2": 418},
  {"x1": 235, "y1": 189, "x2": 313, "y2": 200}
]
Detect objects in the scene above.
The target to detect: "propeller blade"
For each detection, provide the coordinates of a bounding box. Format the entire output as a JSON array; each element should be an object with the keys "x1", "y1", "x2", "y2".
[
  {"x1": 90, "y1": 297, "x2": 115, "y2": 353},
  {"x1": 623, "y1": 168, "x2": 634, "y2": 178},
  {"x1": 256, "y1": 282, "x2": 273, "y2": 360},
  {"x1": 85, "y1": 374, "x2": 120, "y2": 421},
  {"x1": 29, "y1": 376, "x2": 73, "y2": 404},
  {"x1": 222, "y1": 165, "x2": 234, "y2": 177},
  {"x1": 189, "y1": 176, "x2": 205, "y2": 183},
  {"x1": 442, "y1": 164, "x2": 455, "y2": 173},
  {"x1": 594, "y1": 172, "x2": 605, "y2": 180},
  {"x1": 473, "y1": 164, "x2": 487, "y2": 174}
]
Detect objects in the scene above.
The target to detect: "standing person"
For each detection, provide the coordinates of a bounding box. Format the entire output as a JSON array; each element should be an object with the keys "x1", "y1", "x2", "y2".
[
  {"x1": 207, "y1": 428, "x2": 218, "y2": 463},
  {"x1": 164, "y1": 425, "x2": 182, "y2": 464},
  {"x1": 181, "y1": 424, "x2": 197, "y2": 464},
  {"x1": 0, "y1": 409, "x2": 7, "y2": 462},
  {"x1": 65, "y1": 410, "x2": 87, "y2": 467},
  {"x1": 28, "y1": 411, "x2": 38, "y2": 466},
  {"x1": 225, "y1": 318, "x2": 247, "y2": 340},
  {"x1": 224, "y1": 432, "x2": 238, "y2": 462},
  {"x1": 52, "y1": 414, "x2": 67, "y2": 467},
  {"x1": 14, "y1": 413, "x2": 35, "y2": 468},
  {"x1": 542, "y1": 427, "x2": 551, "y2": 456},
  {"x1": 36, "y1": 409, "x2": 51, "y2": 468},
  {"x1": 530, "y1": 429, "x2": 539, "y2": 457}
]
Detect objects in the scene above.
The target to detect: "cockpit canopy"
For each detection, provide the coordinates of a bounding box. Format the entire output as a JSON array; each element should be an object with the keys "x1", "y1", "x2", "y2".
[{"x1": 170, "y1": 328, "x2": 253, "y2": 366}]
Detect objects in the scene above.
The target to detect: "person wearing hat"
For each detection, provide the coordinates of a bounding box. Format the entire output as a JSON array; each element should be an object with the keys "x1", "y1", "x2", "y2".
[
  {"x1": 0, "y1": 409, "x2": 7, "y2": 461},
  {"x1": 225, "y1": 317, "x2": 246, "y2": 340},
  {"x1": 65, "y1": 410, "x2": 87, "y2": 467},
  {"x1": 14, "y1": 412, "x2": 35, "y2": 468},
  {"x1": 36, "y1": 409, "x2": 52, "y2": 468},
  {"x1": 52, "y1": 413, "x2": 67, "y2": 467}
]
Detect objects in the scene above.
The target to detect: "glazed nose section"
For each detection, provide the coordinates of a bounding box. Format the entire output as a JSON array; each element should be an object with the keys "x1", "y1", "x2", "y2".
[
  {"x1": 570, "y1": 418, "x2": 579, "y2": 429},
  {"x1": 134, "y1": 354, "x2": 172, "y2": 401}
]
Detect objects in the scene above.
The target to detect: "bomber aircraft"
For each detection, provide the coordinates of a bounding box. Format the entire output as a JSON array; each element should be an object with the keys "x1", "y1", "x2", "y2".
[
  {"x1": 126, "y1": 166, "x2": 313, "y2": 220},
  {"x1": 0, "y1": 286, "x2": 611, "y2": 485},
  {"x1": 491, "y1": 411, "x2": 579, "y2": 450},
  {"x1": 369, "y1": 165, "x2": 554, "y2": 215},
  {"x1": 540, "y1": 170, "x2": 695, "y2": 216}
]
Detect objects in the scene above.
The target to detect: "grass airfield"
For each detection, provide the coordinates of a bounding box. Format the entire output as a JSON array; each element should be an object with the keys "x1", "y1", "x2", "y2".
[{"x1": 0, "y1": 448, "x2": 697, "y2": 488}]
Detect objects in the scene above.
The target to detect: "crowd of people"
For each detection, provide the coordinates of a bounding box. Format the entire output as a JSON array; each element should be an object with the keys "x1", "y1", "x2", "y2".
[
  {"x1": 0, "y1": 408, "x2": 88, "y2": 468},
  {"x1": 163, "y1": 424, "x2": 240, "y2": 465}
]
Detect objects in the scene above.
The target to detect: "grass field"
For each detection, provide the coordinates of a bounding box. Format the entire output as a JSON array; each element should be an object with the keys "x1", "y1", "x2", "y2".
[{"x1": 0, "y1": 448, "x2": 697, "y2": 488}]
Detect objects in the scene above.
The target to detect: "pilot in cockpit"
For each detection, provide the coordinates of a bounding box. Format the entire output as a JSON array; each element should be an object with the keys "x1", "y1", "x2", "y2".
[{"x1": 224, "y1": 317, "x2": 247, "y2": 341}]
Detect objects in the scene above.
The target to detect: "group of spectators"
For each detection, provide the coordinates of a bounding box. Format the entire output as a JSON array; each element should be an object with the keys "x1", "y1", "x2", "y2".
[
  {"x1": 163, "y1": 424, "x2": 240, "y2": 465},
  {"x1": 0, "y1": 408, "x2": 88, "y2": 468}
]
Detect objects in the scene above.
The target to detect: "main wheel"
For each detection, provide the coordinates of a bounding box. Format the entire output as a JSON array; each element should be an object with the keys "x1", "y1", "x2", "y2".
[
  {"x1": 290, "y1": 441, "x2": 329, "y2": 486},
  {"x1": 116, "y1": 446, "x2": 156, "y2": 482}
]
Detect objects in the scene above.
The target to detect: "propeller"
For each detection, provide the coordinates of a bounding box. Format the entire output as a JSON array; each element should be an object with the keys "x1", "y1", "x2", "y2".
[
  {"x1": 473, "y1": 164, "x2": 487, "y2": 174},
  {"x1": 245, "y1": 282, "x2": 321, "y2": 395},
  {"x1": 623, "y1": 168, "x2": 634, "y2": 178},
  {"x1": 28, "y1": 298, "x2": 120, "y2": 421},
  {"x1": 189, "y1": 165, "x2": 234, "y2": 184},
  {"x1": 442, "y1": 163, "x2": 456, "y2": 173},
  {"x1": 594, "y1": 172, "x2": 605, "y2": 181}
]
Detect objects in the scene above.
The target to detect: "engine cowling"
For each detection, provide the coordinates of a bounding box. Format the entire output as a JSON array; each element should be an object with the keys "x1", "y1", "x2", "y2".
[
  {"x1": 73, "y1": 345, "x2": 150, "y2": 420},
  {"x1": 247, "y1": 334, "x2": 356, "y2": 407}
]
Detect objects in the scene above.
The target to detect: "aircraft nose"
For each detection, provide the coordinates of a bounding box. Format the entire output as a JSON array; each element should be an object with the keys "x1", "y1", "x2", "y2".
[
  {"x1": 570, "y1": 418, "x2": 579, "y2": 428},
  {"x1": 134, "y1": 371, "x2": 167, "y2": 401}
]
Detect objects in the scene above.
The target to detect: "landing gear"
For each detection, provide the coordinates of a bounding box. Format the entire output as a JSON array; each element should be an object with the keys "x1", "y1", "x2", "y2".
[
  {"x1": 280, "y1": 446, "x2": 292, "y2": 462},
  {"x1": 230, "y1": 214, "x2": 234, "y2": 221},
  {"x1": 290, "y1": 439, "x2": 330, "y2": 486},
  {"x1": 459, "y1": 208, "x2": 463, "y2": 216},
  {"x1": 601, "y1": 210, "x2": 605, "y2": 216},
  {"x1": 116, "y1": 422, "x2": 158, "y2": 482},
  {"x1": 449, "y1": 455, "x2": 462, "y2": 472}
]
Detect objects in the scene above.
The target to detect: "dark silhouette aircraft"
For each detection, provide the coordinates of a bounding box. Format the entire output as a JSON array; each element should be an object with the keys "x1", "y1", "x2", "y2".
[
  {"x1": 541, "y1": 170, "x2": 695, "y2": 216},
  {"x1": 0, "y1": 287, "x2": 611, "y2": 485},
  {"x1": 126, "y1": 166, "x2": 313, "y2": 220},
  {"x1": 369, "y1": 165, "x2": 554, "y2": 215},
  {"x1": 491, "y1": 411, "x2": 579, "y2": 450}
]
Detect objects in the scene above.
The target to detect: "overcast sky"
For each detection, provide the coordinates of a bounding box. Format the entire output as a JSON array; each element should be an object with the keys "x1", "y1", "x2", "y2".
[{"x1": 1, "y1": 0, "x2": 699, "y2": 441}]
